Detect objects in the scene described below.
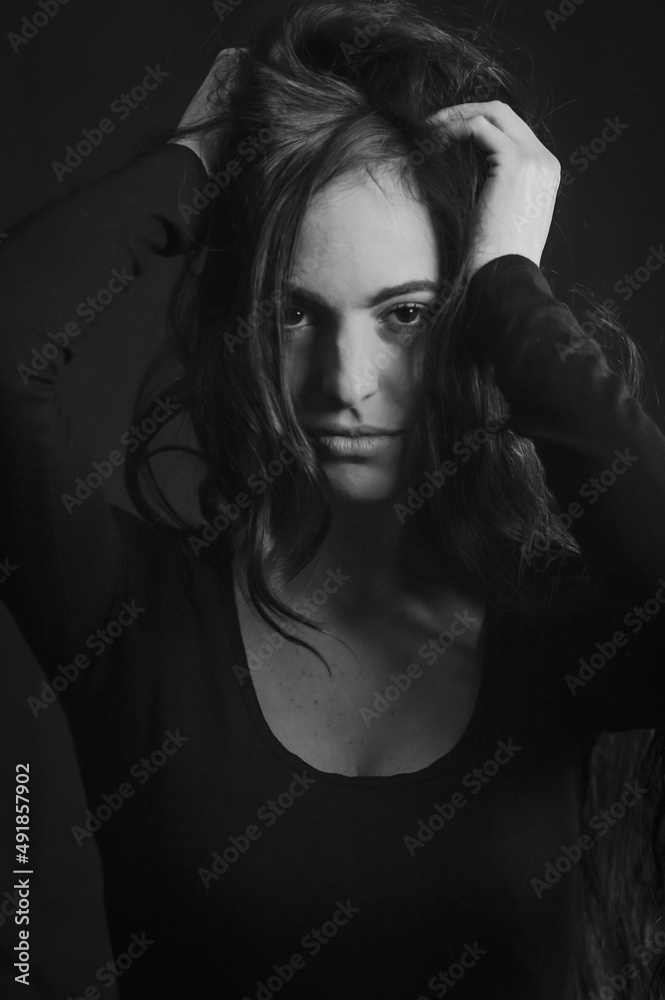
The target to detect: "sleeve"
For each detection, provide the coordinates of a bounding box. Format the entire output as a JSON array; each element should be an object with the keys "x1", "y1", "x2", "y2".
[
  {"x1": 464, "y1": 255, "x2": 665, "y2": 731},
  {"x1": 0, "y1": 143, "x2": 209, "y2": 676}
]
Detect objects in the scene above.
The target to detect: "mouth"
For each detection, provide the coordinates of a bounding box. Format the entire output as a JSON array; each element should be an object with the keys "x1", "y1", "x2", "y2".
[{"x1": 307, "y1": 429, "x2": 403, "y2": 458}]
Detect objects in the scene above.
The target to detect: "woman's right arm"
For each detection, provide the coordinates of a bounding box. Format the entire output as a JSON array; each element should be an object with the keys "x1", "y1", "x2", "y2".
[{"x1": 0, "y1": 143, "x2": 208, "y2": 673}]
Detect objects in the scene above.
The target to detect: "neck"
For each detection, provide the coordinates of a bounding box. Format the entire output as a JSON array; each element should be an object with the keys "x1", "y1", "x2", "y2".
[{"x1": 272, "y1": 498, "x2": 447, "y2": 610}]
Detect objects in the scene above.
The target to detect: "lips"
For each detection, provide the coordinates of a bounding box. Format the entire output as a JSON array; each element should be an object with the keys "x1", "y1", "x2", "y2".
[
  {"x1": 306, "y1": 426, "x2": 402, "y2": 437},
  {"x1": 308, "y1": 431, "x2": 402, "y2": 458}
]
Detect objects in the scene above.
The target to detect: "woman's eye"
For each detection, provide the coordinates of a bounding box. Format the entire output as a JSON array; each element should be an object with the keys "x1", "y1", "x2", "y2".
[
  {"x1": 384, "y1": 303, "x2": 431, "y2": 330},
  {"x1": 283, "y1": 306, "x2": 314, "y2": 329}
]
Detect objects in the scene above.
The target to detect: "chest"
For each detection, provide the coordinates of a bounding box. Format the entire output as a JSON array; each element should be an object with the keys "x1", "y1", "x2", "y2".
[{"x1": 233, "y1": 579, "x2": 486, "y2": 777}]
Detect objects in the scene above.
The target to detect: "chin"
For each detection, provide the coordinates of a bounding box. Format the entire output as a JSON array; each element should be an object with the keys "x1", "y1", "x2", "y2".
[{"x1": 322, "y1": 464, "x2": 407, "y2": 505}]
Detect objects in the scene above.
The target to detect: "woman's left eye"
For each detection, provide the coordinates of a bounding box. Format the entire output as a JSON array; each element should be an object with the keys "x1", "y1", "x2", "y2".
[{"x1": 384, "y1": 303, "x2": 431, "y2": 329}]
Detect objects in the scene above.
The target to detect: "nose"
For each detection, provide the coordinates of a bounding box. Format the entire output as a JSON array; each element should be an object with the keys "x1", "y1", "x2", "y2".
[{"x1": 317, "y1": 318, "x2": 385, "y2": 406}]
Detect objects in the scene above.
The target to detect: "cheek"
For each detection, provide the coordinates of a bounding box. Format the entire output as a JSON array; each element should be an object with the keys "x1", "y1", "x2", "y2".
[
  {"x1": 281, "y1": 340, "x2": 311, "y2": 397},
  {"x1": 383, "y1": 344, "x2": 420, "y2": 411}
]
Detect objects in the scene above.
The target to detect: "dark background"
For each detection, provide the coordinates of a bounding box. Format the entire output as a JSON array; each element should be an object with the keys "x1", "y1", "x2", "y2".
[{"x1": 1, "y1": 0, "x2": 664, "y2": 996}]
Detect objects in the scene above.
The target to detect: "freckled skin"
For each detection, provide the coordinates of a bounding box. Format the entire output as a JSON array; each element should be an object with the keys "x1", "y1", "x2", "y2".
[{"x1": 234, "y1": 165, "x2": 485, "y2": 777}]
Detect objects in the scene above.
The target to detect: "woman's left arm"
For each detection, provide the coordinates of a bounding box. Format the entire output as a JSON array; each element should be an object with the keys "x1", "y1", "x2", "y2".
[
  {"x1": 465, "y1": 252, "x2": 665, "y2": 728},
  {"x1": 435, "y1": 102, "x2": 665, "y2": 728},
  {"x1": 434, "y1": 101, "x2": 665, "y2": 602}
]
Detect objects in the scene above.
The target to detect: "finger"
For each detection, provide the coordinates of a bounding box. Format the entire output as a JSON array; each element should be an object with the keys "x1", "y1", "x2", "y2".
[
  {"x1": 213, "y1": 46, "x2": 243, "y2": 67},
  {"x1": 195, "y1": 49, "x2": 242, "y2": 114},
  {"x1": 431, "y1": 114, "x2": 516, "y2": 159},
  {"x1": 428, "y1": 101, "x2": 532, "y2": 146},
  {"x1": 212, "y1": 48, "x2": 243, "y2": 85}
]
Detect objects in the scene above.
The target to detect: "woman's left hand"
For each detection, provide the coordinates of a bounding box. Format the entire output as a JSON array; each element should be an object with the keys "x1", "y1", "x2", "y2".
[{"x1": 428, "y1": 101, "x2": 561, "y2": 279}]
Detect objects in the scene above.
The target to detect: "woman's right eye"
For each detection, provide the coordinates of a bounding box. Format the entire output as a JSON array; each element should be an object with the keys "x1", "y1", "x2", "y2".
[{"x1": 283, "y1": 306, "x2": 315, "y2": 330}]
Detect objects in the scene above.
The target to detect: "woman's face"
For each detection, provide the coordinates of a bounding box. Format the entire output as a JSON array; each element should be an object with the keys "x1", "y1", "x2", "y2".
[{"x1": 284, "y1": 165, "x2": 439, "y2": 504}]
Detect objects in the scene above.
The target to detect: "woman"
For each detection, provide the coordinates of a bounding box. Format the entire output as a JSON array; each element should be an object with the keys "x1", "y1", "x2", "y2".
[{"x1": 2, "y1": 0, "x2": 664, "y2": 997}]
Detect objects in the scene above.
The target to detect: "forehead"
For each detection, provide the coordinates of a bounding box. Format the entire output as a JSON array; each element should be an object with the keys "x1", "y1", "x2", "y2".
[{"x1": 289, "y1": 166, "x2": 439, "y2": 301}]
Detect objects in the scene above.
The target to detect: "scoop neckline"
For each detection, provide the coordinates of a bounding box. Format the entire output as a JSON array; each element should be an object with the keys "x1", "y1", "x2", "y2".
[{"x1": 226, "y1": 557, "x2": 496, "y2": 788}]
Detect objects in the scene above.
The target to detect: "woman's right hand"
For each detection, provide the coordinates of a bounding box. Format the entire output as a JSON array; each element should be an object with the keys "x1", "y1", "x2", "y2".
[{"x1": 171, "y1": 48, "x2": 245, "y2": 175}]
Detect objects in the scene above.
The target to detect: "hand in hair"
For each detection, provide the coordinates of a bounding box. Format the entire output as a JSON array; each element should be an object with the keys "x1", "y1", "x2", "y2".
[
  {"x1": 171, "y1": 47, "x2": 245, "y2": 174},
  {"x1": 428, "y1": 101, "x2": 561, "y2": 279}
]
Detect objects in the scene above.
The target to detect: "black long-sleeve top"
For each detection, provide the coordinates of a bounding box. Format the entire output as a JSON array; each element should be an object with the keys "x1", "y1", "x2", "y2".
[{"x1": 1, "y1": 144, "x2": 664, "y2": 999}]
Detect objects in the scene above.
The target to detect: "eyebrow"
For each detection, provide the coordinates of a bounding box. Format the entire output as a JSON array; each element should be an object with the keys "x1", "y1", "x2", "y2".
[{"x1": 283, "y1": 280, "x2": 440, "y2": 309}]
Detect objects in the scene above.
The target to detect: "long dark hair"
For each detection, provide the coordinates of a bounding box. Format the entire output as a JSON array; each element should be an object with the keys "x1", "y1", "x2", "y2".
[
  {"x1": 128, "y1": 0, "x2": 642, "y2": 636},
  {"x1": 125, "y1": 1, "x2": 663, "y2": 994}
]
